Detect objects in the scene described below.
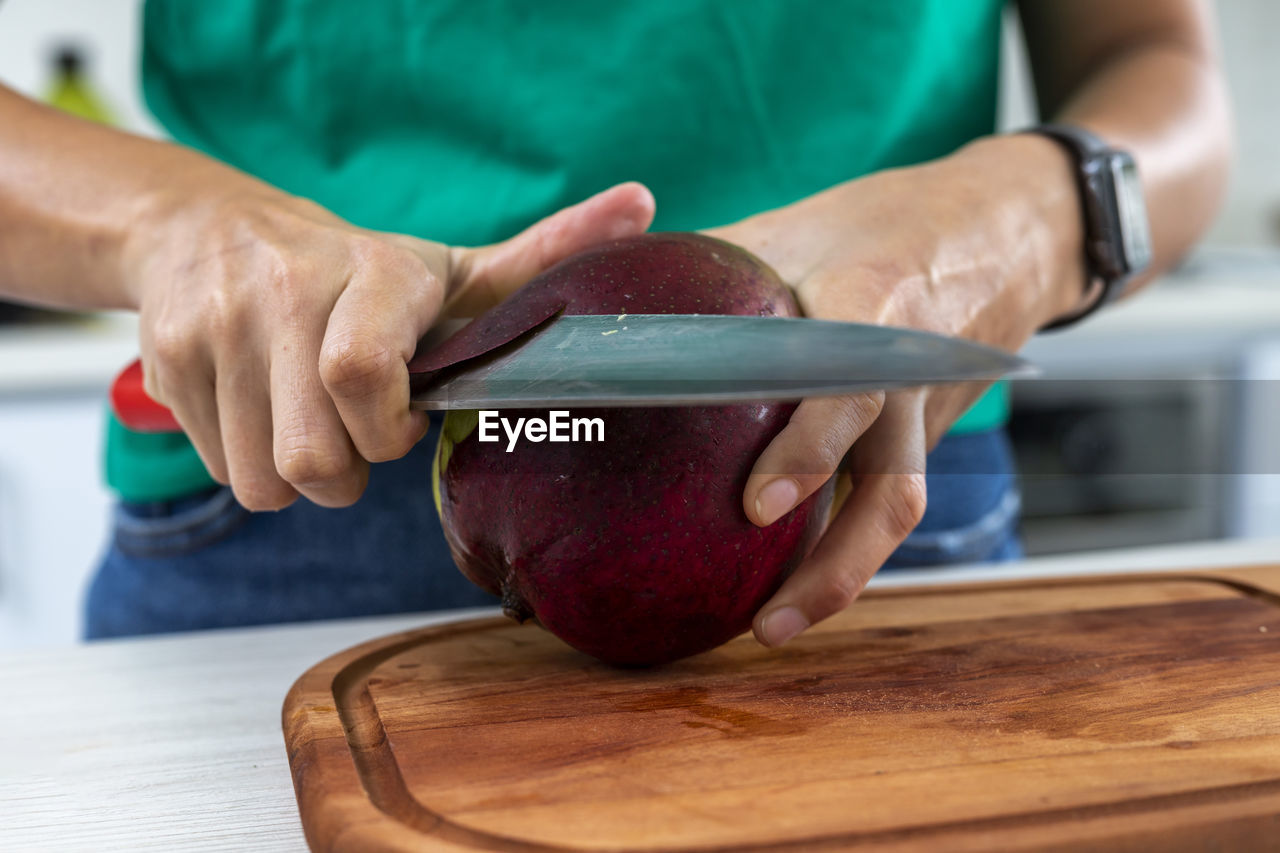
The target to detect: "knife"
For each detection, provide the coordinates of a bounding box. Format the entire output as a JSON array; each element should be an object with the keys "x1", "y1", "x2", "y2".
[{"x1": 110, "y1": 314, "x2": 1032, "y2": 431}]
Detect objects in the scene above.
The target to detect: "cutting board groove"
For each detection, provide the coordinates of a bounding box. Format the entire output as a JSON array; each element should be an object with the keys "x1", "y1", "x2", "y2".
[{"x1": 284, "y1": 568, "x2": 1280, "y2": 852}]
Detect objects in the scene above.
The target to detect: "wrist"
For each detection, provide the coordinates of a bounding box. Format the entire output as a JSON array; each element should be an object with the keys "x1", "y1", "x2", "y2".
[
  {"x1": 121, "y1": 150, "x2": 304, "y2": 309},
  {"x1": 951, "y1": 134, "x2": 1093, "y2": 328},
  {"x1": 118, "y1": 145, "x2": 235, "y2": 309}
]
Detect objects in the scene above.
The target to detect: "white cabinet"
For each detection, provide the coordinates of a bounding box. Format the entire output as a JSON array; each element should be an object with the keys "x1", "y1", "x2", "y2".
[
  {"x1": 0, "y1": 315, "x2": 138, "y2": 649},
  {"x1": 1019, "y1": 266, "x2": 1280, "y2": 551},
  {"x1": 1232, "y1": 339, "x2": 1280, "y2": 538},
  {"x1": 0, "y1": 393, "x2": 114, "y2": 648}
]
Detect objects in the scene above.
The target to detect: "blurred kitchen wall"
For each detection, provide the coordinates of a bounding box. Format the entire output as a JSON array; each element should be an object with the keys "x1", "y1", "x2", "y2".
[
  {"x1": 1000, "y1": 1, "x2": 1276, "y2": 248},
  {"x1": 0, "y1": 0, "x2": 161, "y2": 136},
  {"x1": 1208, "y1": 0, "x2": 1280, "y2": 246}
]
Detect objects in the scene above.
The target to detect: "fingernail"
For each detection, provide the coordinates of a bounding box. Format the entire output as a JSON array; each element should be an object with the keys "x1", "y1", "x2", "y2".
[
  {"x1": 761, "y1": 607, "x2": 809, "y2": 647},
  {"x1": 754, "y1": 478, "x2": 800, "y2": 525}
]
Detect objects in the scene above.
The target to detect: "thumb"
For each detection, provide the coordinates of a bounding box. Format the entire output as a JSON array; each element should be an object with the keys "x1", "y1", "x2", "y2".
[{"x1": 446, "y1": 182, "x2": 656, "y2": 317}]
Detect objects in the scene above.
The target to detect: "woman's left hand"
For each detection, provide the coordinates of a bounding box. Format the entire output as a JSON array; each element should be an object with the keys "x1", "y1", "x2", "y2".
[{"x1": 704, "y1": 134, "x2": 1089, "y2": 648}]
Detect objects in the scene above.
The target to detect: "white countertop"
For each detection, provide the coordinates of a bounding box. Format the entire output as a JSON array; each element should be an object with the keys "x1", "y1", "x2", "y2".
[
  {"x1": 3, "y1": 536, "x2": 1278, "y2": 853},
  {"x1": 0, "y1": 311, "x2": 139, "y2": 395},
  {"x1": 1021, "y1": 266, "x2": 1280, "y2": 378}
]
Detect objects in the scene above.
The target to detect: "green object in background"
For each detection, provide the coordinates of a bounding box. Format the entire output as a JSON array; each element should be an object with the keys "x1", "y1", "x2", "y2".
[
  {"x1": 44, "y1": 45, "x2": 115, "y2": 125},
  {"x1": 105, "y1": 410, "x2": 217, "y2": 504},
  {"x1": 950, "y1": 381, "x2": 1010, "y2": 435}
]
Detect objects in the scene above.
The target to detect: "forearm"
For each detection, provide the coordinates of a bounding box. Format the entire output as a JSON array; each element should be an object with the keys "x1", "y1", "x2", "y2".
[
  {"x1": 1019, "y1": 0, "x2": 1232, "y2": 299},
  {"x1": 0, "y1": 83, "x2": 274, "y2": 311},
  {"x1": 1054, "y1": 48, "x2": 1230, "y2": 291}
]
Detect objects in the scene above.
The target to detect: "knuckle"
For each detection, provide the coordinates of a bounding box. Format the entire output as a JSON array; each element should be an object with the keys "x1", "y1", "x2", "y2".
[
  {"x1": 808, "y1": 394, "x2": 885, "y2": 473},
  {"x1": 819, "y1": 571, "x2": 864, "y2": 615},
  {"x1": 883, "y1": 472, "x2": 928, "y2": 537},
  {"x1": 353, "y1": 237, "x2": 444, "y2": 307},
  {"x1": 150, "y1": 321, "x2": 199, "y2": 368},
  {"x1": 349, "y1": 235, "x2": 399, "y2": 267},
  {"x1": 319, "y1": 334, "x2": 396, "y2": 395},
  {"x1": 201, "y1": 287, "x2": 252, "y2": 344},
  {"x1": 264, "y1": 252, "x2": 314, "y2": 312},
  {"x1": 352, "y1": 236, "x2": 417, "y2": 277},
  {"x1": 275, "y1": 439, "x2": 352, "y2": 487},
  {"x1": 814, "y1": 429, "x2": 852, "y2": 474},
  {"x1": 839, "y1": 393, "x2": 884, "y2": 434}
]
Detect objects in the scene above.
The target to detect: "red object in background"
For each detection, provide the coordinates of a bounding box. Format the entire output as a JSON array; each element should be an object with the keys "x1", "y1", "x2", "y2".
[{"x1": 110, "y1": 359, "x2": 182, "y2": 433}]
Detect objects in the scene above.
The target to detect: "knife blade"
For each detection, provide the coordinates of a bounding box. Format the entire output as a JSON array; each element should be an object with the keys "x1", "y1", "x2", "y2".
[{"x1": 411, "y1": 314, "x2": 1033, "y2": 410}]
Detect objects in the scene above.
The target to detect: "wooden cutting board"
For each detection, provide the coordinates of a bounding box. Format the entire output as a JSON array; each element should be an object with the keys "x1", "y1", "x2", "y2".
[{"x1": 283, "y1": 565, "x2": 1280, "y2": 852}]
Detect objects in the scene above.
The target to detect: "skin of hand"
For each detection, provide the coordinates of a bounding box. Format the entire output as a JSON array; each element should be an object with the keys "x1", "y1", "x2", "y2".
[
  {"x1": 709, "y1": 0, "x2": 1232, "y2": 649},
  {"x1": 125, "y1": 179, "x2": 655, "y2": 510}
]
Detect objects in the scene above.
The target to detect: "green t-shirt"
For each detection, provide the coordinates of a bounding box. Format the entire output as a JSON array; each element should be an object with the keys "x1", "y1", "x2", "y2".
[{"x1": 111, "y1": 0, "x2": 1007, "y2": 502}]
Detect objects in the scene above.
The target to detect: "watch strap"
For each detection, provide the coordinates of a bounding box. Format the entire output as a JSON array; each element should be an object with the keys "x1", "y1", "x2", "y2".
[{"x1": 1028, "y1": 123, "x2": 1131, "y2": 332}]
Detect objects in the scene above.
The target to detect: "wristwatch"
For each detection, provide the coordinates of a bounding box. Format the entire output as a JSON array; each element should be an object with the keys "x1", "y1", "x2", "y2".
[{"x1": 1029, "y1": 123, "x2": 1153, "y2": 331}]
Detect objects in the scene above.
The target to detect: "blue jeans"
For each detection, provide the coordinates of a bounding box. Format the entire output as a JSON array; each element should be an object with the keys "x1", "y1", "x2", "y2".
[
  {"x1": 85, "y1": 422, "x2": 1021, "y2": 639},
  {"x1": 882, "y1": 428, "x2": 1023, "y2": 569}
]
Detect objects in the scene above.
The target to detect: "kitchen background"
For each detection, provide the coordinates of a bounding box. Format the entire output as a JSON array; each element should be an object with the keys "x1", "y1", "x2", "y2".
[{"x1": 0, "y1": 0, "x2": 1276, "y2": 649}]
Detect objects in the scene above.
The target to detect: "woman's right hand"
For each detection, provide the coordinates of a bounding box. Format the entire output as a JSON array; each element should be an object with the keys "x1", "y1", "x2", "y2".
[{"x1": 122, "y1": 178, "x2": 655, "y2": 511}]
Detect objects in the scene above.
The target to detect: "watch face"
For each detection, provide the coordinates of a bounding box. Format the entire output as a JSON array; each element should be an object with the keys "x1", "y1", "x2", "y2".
[{"x1": 1111, "y1": 156, "x2": 1153, "y2": 274}]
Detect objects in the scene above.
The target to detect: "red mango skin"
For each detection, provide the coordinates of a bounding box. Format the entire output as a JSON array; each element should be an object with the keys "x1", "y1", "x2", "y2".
[{"x1": 431, "y1": 233, "x2": 834, "y2": 666}]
